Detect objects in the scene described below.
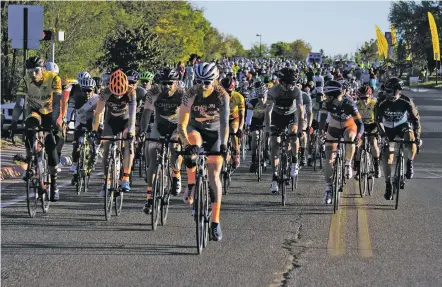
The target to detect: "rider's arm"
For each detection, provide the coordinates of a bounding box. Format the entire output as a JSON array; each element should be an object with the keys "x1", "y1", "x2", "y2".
[
  {"x1": 51, "y1": 75, "x2": 63, "y2": 125},
  {"x1": 296, "y1": 87, "x2": 304, "y2": 127},
  {"x1": 140, "y1": 87, "x2": 158, "y2": 133},
  {"x1": 264, "y1": 91, "x2": 275, "y2": 133},
  {"x1": 305, "y1": 102, "x2": 313, "y2": 128},
  {"x1": 127, "y1": 89, "x2": 137, "y2": 135},
  {"x1": 177, "y1": 88, "x2": 195, "y2": 147},
  {"x1": 92, "y1": 89, "x2": 110, "y2": 131},
  {"x1": 318, "y1": 102, "x2": 328, "y2": 132},
  {"x1": 12, "y1": 77, "x2": 27, "y2": 123},
  {"x1": 375, "y1": 100, "x2": 386, "y2": 135},
  {"x1": 237, "y1": 92, "x2": 246, "y2": 130},
  {"x1": 218, "y1": 85, "x2": 230, "y2": 146},
  {"x1": 408, "y1": 98, "x2": 421, "y2": 137},
  {"x1": 350, "y1": 101, "x2": 364, "y2": 138}
]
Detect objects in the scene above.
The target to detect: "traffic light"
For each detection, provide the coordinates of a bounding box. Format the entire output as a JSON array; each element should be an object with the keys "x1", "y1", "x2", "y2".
[{"x1": 42, "y1": 30, "x2": 53, "y2": 41}]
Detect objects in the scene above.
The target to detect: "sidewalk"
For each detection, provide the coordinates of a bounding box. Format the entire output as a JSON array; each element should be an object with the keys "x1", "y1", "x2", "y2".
[{"x1": 0, "y1": 140, "x2": 73, "y2": 181}]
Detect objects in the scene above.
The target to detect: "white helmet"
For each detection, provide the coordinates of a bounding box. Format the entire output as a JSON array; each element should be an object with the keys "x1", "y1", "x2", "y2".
[
  {"x1": 76, "y1": 71, "x2": 91, "y2": 82},
  {"x1": 195, "y1": 62, "x2": 219, "y2": 81},
  {"x1": 45, "y1": 62, "x2": 59, "y2": 74},
  {"x1": 79, "y1": 77, "x2": 96, "y2": 90}
]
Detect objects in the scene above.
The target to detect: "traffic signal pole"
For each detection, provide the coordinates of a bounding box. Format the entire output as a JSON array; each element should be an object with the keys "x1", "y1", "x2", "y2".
[{"x1": 51, "y1": 34, "x2": 55, "y2": 62}]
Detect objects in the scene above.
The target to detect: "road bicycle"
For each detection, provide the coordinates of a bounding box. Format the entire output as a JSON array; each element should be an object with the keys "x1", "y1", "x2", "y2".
[
  {"x1": 146, "y1": 134, "x2": 179, "y2": 230},
  {"x1": 71, "y1": 127, "x2": 95, "y2": 195},
  {"x1": 357, "y1": 132, "x2": 377, "y2": 197}
]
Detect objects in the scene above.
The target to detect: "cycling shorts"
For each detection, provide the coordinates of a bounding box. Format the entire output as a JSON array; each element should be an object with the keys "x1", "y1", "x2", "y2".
[
  {"x1": 270, "y1": 112, "x2": 298, "y2": 133},
  {"x1": 187, "y1": 125, "x2": 220, "y2": 152}
]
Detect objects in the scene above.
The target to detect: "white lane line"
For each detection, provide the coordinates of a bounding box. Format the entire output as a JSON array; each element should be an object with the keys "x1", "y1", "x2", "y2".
[{"x1": 1, "y1": 172, "x2": 104, "y2": 209}]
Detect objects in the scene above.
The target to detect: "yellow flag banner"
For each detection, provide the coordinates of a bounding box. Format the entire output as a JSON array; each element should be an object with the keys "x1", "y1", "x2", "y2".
[
  {"x1": 405, "y1": 40, "x2": 412, "y2": 61},
  {"x1": 390, "y1": 24, "x2": 397, "y2": 46},
  {"x1": 375, "y1": 25, "x2": 389, "y2": 59},
  {"x1": 428, "y1": 12, "x2": 440, "y2": 61}
]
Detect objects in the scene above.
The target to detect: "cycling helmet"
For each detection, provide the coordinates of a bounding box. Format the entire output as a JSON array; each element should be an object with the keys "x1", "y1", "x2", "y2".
[
  {"x1": 308, "y1": 81, "x2": 315, "y2": 89},
  {"x1": 277, "y1": 68, "x2": 298, "y2": 82},
  {"x1": 25, "y1": 56, "x2": 44, "y2": 69},
  {"x1": 80, "y1": 77, "x2": 96, "y2": 90},
  {"x1": 384, "y1": 77, "x2": 403, "y2": 91},
  {"x1": 221, "y1": 77, "x2": 236, "y2": 92},
  {"x1": 45, "y1": 62, "x2": 59, "y2": 74},
  {"x1": 140, "y1": 71, "x2": 154, "y2": 82},
  {"x1": 160, "y1": 67, "x2": 180, "y2": 81},
  {"x1": 195, "y1": 62, "x2": 219, "y2": 81},
  {"x1": 357, "y1": 85, "x2": 372, "y2": 98},
  {"x1": 254, "y1": 81, "x2": 268, "y2": 96},
  {"x1": 323, "y1": 80, "x2": 343, "y2": 98},
  {"x1": 124, "y1": 69, "x2": 140, "y2": 83},
  {"x1": 341, "y1": 80, "x2": 350, "y2": 90},
  {"x1": 77, "y1": 71, "x2": 91, "y2": 82},
  {"x1": 153, "y1": 73, "x2": 162, "y2": 84},
  {"x1": 93, "y1": 77, "x2": 103, "y2": 88},
  {"x1": 101, "y1": 72, "x2": 111, "y2": 85},
  {"x1": 109, "y1": 69, "x2": 129, "y2": 96}
]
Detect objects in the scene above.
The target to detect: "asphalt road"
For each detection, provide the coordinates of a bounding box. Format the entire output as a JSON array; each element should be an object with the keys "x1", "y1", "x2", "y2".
[{"x1": 2, "y1": 90, "x2": 442, "y2": 287}]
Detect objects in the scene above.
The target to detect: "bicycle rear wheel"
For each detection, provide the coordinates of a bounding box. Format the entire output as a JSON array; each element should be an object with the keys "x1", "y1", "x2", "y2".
[
  {"x1": 195, "y1": 174, "x2": 204, "y2": 254},
  {"x1": 161, "y1": 164, "x2": 172, "y2": 226},
  {"x1": 152, "y1": 165, "x2": 162, "y2": 230},
  {"x1": 104, "y1": 158, "x2": 114, "y2": 221}
]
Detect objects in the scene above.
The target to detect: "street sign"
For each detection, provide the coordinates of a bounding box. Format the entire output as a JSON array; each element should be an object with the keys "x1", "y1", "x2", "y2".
[
  {"x1": 57, "y1": 31, "x2": 65, "y2": 42},
  {"x1": 7, "y1": 5, "x2": 43, "y2": 49}
]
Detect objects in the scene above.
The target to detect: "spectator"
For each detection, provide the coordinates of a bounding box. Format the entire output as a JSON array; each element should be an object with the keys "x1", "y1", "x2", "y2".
[
  {"x1": 185, "y1": 61, "x2": 194, "y2": 88},
  {"x1": 369, "y1": 67, "x2": 377, "y2": 91}
]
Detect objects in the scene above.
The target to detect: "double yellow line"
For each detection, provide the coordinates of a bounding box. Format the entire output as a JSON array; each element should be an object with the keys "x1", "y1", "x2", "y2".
[{"x1": 327, "y1": 182, "x2": 373, "y2": 258}]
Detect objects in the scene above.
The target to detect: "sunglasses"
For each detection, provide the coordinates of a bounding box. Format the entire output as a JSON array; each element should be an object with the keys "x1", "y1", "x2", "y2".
[
  {"x1": 196, "y1": 79, "x2": 213, "y2": 86},
  {"x1": 26, "y1": 67, "x2": 43, "y2": 75},
  {"x1": 161, "y1": 81, "x2": 175, "y2": 86},
  {"x1": 82, "y1": 88, "x2": 94, "y2": 93},
  {"x1": 385, "y1": 88, "x2": 395, "y2": 94}
]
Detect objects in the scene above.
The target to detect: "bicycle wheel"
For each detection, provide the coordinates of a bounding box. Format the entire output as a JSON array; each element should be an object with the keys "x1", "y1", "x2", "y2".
[
  {"x1": 367, "y1": 154, "x2": 375, "y2": 196},
  {"x1": 394, "y1": 157, "x2": 402, "y2": 210},
  {"x1": 114, "y1": 190, "x2": 124, "y2": 216},
  {"x1": 333, "y1": 158, "x2": 341, "y2": 214},
  {"x1": 202, "y1": 178, "x2": 210, "y2": 248},
  {"x1": 161, "y1": 164, "x2": 172, "y2": 226},
  {"x1": 257, "y1": 137, "x2": 262, "y2": 182},
  {"x1": 280, "y1": 155, "x2": 287, "y2": 206},
  {"x1": 359, "y1": 150, "x2": 367, "y2": 197},
  {"x1": 77, "y1": 147, "x2": 85, "y2": 195},
  {"x1": 41, "y1": 155, "x2": 50, "y2": 213},
  {"x1": 152, "y1": 165, "x2": 162, "y2": 230},
  {"x1": 104, "y1": 158, "x2": 114, "y2": 221},
  {"x1": 195, "y1": 174, "x2": 204, "y2": 254},
  {"x1": 312, "y1": 134, "x2": 318, "y2": 171},
  {"x1": 26, "y1": 161, "x2": 38, "y2": 218}
]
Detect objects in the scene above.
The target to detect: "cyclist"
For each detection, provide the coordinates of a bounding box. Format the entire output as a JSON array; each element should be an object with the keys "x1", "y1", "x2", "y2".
[
  {"x1": 10, "y1": 56, "x2": 63, "y2": 202},
  {"x1": 93, "y1": 77, "x2": 103, "y2": 95},
  {"x1": 68, "y1": 77, "x2": 99, "y2": 184},
  {"x1": 140, "y1": 71, "x2": 154, "y2": 90},
  {"x1": 319, "y1": 80, "x2": 364, "y2": 204},
  {"x1": 376, "y1": 77, "x2": 421, "y2": 200},
  {"x1": 177, "y1": 62, "x2": 229, "y2": 241},
  {"x1": 246, "y1": 82, "x2": 269, "y2": 173},
  {"x1": 221, "y1": 76, "x2": 245, "y2": 168},
  {"x1": 140, "y1": 68, "x2": 185, "y2": 214},
  {"x1": 354, "y1": 85, "x2": 381, "y2": 179},
  {"x1": 265, "y1": 68, "x2": 305, "y2": 193},
  {"x1": 92, "y1": 69, "x2": 137, "y2": 195}
]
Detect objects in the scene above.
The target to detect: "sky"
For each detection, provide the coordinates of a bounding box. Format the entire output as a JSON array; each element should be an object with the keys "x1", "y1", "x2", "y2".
[{"x1": 193, "y1": 1, "x2": 393, "y2": 56}]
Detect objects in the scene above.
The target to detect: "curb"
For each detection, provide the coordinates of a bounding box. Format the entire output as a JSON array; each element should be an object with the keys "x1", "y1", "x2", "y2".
[{"x1": 0, "y1": 155, "x2": 72, "y2": 181}]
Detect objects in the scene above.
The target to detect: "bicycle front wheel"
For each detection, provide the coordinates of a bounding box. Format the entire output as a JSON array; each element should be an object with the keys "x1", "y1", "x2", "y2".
[
  {"x1": 195, "y1": 174, "x2": 204, "y2": 254},
  {"x1": 394, "y1": 157, "x2": 403, "y2": 210},
  {"x1": 359, "y1": 150, "x2": 367, "y2": 197},
  {"x1": 26, "y1": 174, "x2": 38, "y2": 218},
  {"x1": 161, "y1": 164, "x2": 172, "y2": 226},
  {"x1": 152, "y1": 165, "x2": 163, "y2": 230},
  {"x1": 333, "y1": 158, "x2": 341, "y2": 214},
  {"x1": 104, "y1": 158, "x2": 115, "y2": 221}
]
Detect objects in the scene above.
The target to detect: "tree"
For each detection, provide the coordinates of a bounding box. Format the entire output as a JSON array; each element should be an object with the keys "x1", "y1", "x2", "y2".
[
  {"x1": 247, "y1": 43, "x2": 269, "y2": 58},
  {"x1": 357, "y1": 39, "x2": 378, "y2": 62},
  {"x1": 98, "y1": 23, "x2": 162, "y2": 71},
  {"x1": 270, "y1": 42, "x2": 292, "y2": 58},
  {"x1": 290, "y1": 39, "x2": 312, "y2": 61},
  {"x1": 389, "y1": 0, "x2": 442, "y2": 72}
]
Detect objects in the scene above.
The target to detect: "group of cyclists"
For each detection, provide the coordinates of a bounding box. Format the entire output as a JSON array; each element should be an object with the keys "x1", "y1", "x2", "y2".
[{"x1": 8, "y1": 55, "x2": 422, "y2": 242}]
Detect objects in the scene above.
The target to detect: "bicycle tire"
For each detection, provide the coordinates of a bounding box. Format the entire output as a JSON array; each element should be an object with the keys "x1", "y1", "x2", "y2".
[
  {"x1": 195, "y1": 174, "x2": 204, "y2": 254},
  {"x1": 359, "y1": 150, "x2": 367, "y2": 197},
  {"x1": 76, "y1": 148, "x2": 84, "y2": 195},
  {"x1": 313, "y1": 135, "x2": 318, "y2": 171},
  {"x1": 281, "y1": 155, "x2": 287, "y2": 206},
  {"x1": 161, "y1": 164, "x2": 172, "y2": 226},
  {"x1": 202, "y1": 179, "x2": 210, "y2": 248},
  {"x1": 367, "y1": 154, "x2": 375, "y2": 196},
  {"x1": 104, "y1": 158, "x2": 114, "y2": 221},
  {"x1": 152, "y1": 165, "x2": 162, "y2": 230},
  {"x1": 394, "y1": 156, "x2": 402, "y2": 210},
  {"x1": 84, "y1": 173, "x2": 90, "y2": 193},
  {"x1": 257, "y1": 137, "x2": 262, "y2": 182},
  {"x1": 333, "y1": 158, "x2": 341, "y2": 214},
  {"x1": 41, "y1": 155, "x2": 50, "y2": 213},
  {"x1": 26, "y1": 166, "x2": 38, "y2": 218}
]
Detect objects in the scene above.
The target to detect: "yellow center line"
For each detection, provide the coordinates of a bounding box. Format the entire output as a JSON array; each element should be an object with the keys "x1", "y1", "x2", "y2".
[
  {"x1": 354, "y1": 181, "x2": 373, "y2": 258},
  {"x1": 327, "y1": 188, "x2": 347, "y2": 257}
]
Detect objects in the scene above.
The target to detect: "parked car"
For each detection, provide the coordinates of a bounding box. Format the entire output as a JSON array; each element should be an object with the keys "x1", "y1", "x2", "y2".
[{"x1": 1, "y1": 103, "x2": 23, "y2": 130}]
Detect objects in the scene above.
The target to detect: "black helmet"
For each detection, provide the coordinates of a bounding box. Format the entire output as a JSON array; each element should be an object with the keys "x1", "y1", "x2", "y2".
[
  {"x1": 160, "y1": 67, "x2": 180, "y2": 81},
  {"x1": 384, "y1": 77, "x2": 403, "y2": 91},
  {"x1": 221, "y1": 76, "x2": 235, "y2": 92},
  {"x1": 277, "y1": 68, "x2": 298, "y2": 83},
  {"x1": 25, "y1": 56, "x2": 44, "y2": 69},
  {"x1": 124, "y1": 69, "x2": 140, "y2": 83},
  {"x1": 323, "y1": 80, "x2": 343, "y2": 98},
  {"x1": 93, "y1": 77, "x2": 103, "y2": 88},
  {"x1": 153, "y1": 73, "x2": 162, "y2": 84}
]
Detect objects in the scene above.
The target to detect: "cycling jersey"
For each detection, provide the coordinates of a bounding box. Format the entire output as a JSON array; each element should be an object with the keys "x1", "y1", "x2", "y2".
[
  {"x1": 229, "y1": 91, "x2": 245, "y2": 120},
  {"x1": 185, "y1": 84, "x2": 229, "y2": 134},
  {"x1": 376, "y1": 94, "x2": 420, "y2": 135},
  {"x1": 267, "y1": 84, "x2": 303, "y2": 115},
  {"x1": 136, "y1": 86, "x2": 147, "y2": 107},
  {"x1": 67, "y1": 85, "x2": 92, "y2": 122},
  {"x1": 247, "y1": 97, "x2": 267, "y2": 119},
  {"x1": 144, "y1": 85, "x2": 185, "y2": 126},
  {"x1": 75, "y1": 93, "x2": 99, "y2": 127},
  {"x1": 356, "y1": 99, "x2": 376, "y2": 124},
  {"x1": 17, "y1": 71, "x2": 62, "y2": 115}
]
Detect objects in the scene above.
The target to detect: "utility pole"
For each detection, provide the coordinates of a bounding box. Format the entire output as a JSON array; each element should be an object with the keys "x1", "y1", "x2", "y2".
[{"x1": 256, "y1": 34, "x2": 262, "y2": 58}]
